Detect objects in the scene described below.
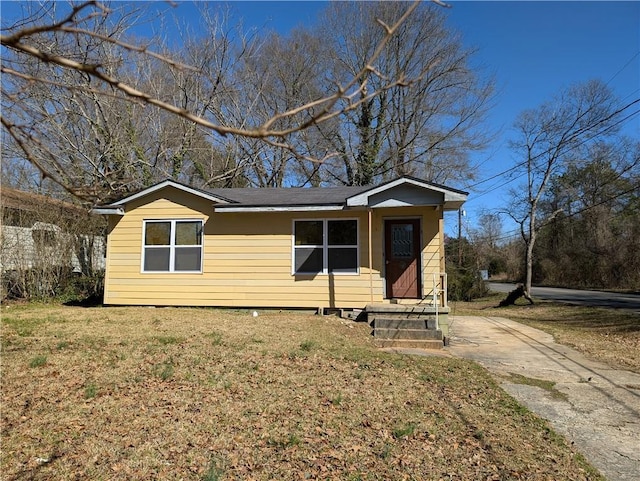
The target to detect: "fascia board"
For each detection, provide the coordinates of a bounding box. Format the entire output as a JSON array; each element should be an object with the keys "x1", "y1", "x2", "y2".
[
  {"x1": 90, "y1": 207, "x2": 125, "y2": 215},
  {"x1": 110, "y1": 180, "x2": 231, "y2": 206}
]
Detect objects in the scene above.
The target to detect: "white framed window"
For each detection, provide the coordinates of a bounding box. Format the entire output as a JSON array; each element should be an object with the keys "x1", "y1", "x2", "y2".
[
  {"x1": 292, "y1": 219, "x2": 359, "y2": 275},
  {"x1": 142, "y1": 220, "x2": 203, "y2": 273}
]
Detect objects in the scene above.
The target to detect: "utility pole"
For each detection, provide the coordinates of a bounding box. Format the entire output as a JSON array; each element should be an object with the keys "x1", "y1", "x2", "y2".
[
  {"x1": 457, "y1": 209, "x2": 466, "y2": 266},
  {"x1": 458, "y1": 209, "x2": 463, "y2": 266}
]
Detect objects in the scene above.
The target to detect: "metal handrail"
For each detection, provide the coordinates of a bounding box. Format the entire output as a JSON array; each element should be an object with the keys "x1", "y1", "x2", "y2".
[{"x1": 431, "y1": 272, "x2": 448, "y2": 330}]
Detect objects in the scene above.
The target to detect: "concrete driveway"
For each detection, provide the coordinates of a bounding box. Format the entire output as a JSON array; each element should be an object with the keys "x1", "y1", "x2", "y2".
[{"x1": 447, "y1": 316, "x2": 640, "y2": 481}]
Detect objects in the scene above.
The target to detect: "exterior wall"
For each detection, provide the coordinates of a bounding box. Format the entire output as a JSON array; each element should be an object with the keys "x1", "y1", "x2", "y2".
[
  {"x1": 0, "y1": 224, "x2": 105, "y2": 273},
  {"x1": 103, "y1": 187, "x2": 444, "y2": 308}
]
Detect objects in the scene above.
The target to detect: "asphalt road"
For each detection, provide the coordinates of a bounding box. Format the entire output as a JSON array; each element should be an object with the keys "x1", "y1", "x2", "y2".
[{"x1": 487, "y1": 282, "x2": 640, "y2": 312}]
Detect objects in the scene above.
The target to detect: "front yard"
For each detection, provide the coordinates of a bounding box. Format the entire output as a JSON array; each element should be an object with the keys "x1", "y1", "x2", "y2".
[{"x1": 1, "y1": 304, "x2": 601, "y2": 480}]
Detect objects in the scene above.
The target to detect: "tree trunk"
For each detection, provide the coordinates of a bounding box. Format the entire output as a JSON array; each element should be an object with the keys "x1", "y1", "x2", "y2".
[
  {"x1": 498, "y1": 284, "x2": 528, "y2": 307},
  {"x1": 523, "y1": 208, "x2": 535, "y2": 304},
  {"x1": 523, "y1": 241, "x2": 535, "y2": 304}
]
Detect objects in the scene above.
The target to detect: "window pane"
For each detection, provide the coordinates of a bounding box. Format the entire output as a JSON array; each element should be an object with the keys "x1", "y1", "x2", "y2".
[
  {"x1": 328, "y1": 220, "x2": 357, "y2": 245},
  {"x1": 144, "y1": 247, "x2": 170, "y2": 271},
  {"x1": 328, "y1": 247, "x2": 358, "y2": 273},
  {"x1": 145, "y1": 222, "x2": 170, "y2": 245},
  {"x1": 175, "y1": 221, "x2": 202, "y2": 246},
  {"x1": 175, "y1": 247, "x2": 202, "y2": 271},
  {"x1": 295, "y1": 221, "x2": 323, "y2": 245},
  {"x1": 391, "y1": 224, "x2": 413, "y2": 258},
  {"x1": 295, "y1": 247, "x2": 323, "y2": 273}
]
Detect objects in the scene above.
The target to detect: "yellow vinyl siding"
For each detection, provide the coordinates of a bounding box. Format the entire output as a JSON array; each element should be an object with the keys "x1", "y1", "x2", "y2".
[
  {"x1": 422, "y1": 209, "x2": 444, "y2": 299},
  {"x1": 103, "y1": 186, "x2": 443, "y2": 307}
]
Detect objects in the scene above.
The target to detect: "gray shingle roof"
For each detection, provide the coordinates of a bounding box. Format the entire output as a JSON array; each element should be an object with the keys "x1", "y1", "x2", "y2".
[
  {"x1": 207, "y1": 185, "x2": 372, "y2": 207},
  {"x1": 95, "y1": 175, "x2": 468, "y2": 211}
]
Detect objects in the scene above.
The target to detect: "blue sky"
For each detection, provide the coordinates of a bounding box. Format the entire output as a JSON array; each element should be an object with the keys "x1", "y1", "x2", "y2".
[
  {"x1": 441, "y1": 1, "x2": 639, "y2": 235},
  {"x1": 159, "y1": 0, "x2": 639, "y2": 236},
  {"x1": 3, "y1": 1, "x2": 638, "y2": 237},
  {"x1": 214, "y1": 1, "x2": 639, "y2": 236}
]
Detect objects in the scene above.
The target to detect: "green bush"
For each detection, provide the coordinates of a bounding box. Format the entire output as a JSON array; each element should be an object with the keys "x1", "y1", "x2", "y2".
[
  {"x1": 65, "y1": 271, "x2": 105, "y2": 303},
  {"x1": 2, "y1": 268, "x2": 104, "y2": 304},
  {"x1": 447, "y1": 267, "x2": 488, "y2": 302}
]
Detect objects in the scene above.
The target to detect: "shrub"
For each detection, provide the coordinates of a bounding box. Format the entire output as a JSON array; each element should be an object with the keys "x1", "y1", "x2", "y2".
[
  {"x1": 447, "y1": 267, "x2": 488, "y2": 302},
  {"x1": 2, "y1": 268, "x2": 104, "y2": 304}
]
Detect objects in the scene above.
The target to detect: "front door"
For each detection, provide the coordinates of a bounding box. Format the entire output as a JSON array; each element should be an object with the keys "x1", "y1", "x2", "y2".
[{"x1": 384, "y1": 219, "x2": 421, "y2": 299}]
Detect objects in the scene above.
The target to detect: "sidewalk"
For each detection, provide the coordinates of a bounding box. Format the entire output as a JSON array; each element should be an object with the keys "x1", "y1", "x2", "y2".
[{"x1": 446, "y1": 316, "x2": 640, "y2": 481}]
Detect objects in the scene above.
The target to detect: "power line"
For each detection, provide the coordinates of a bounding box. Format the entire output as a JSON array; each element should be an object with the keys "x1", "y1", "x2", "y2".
[
  {"x1": 607, "y1": 51, "x2": 640, "y2": 85},
  {"x1": 487, "y1": 182, "x2": 640, "y2": 244},
  {"x1": 463, "y1": 100, "x2": 640, "y2": 197},
  {"x1": 468, "y1": 175, "x2": 518, "y2": 201}
]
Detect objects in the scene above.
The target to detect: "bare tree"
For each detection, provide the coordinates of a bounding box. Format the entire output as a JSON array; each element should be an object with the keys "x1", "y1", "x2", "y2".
[
  {"x1": 2, "y1": 1, "x2": 451, "y2": 201},
  {"x1": 227, "y1": 29, "x2": 329, "y2": 187},
  {"x1": 1, "y1": 2, "x2": 260, "y2": 201},
  {"x1": 314, "y1": 1, "x2": 493, "y2": 186},
  {"x1": 470, "y1": 212, "x2": 504, "y2": 275},
  {"x1": 505, "y1": 79, "x2": 630, "y2": 301},
  {"x1": 535, "y1": 138, "x2": 640, "y2": 289}
]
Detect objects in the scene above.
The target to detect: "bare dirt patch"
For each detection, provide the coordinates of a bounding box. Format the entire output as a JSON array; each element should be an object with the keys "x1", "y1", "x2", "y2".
[
  {"x1": 1, "y1": 305, "x2": 602, "y2": 480},
  {"x1": 452, "y1": 294, "x2": 640, "y2": 374}
]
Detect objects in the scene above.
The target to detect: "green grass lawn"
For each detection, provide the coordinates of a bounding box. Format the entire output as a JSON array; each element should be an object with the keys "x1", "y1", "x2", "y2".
[{"x1": 1, "y1": 304, "x2": 602, "y2": 480}]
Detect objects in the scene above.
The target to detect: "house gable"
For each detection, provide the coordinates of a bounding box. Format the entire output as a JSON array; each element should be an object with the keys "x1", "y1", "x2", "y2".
[
  {"x1": 92, "y1": 180, "x2": 232, "y2": 215},
  {"x1": 346, "y1": 176, "x2": 467, "y2": 210},
  {"x1": 367, "y1": 183, "x2": 444, "y2": 208}
]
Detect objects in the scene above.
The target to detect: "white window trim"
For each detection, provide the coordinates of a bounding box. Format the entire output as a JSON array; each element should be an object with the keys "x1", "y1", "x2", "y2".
[
  {"x1": 291, "y1": 218, "x2": 359, "y2": 276},
  {"x1": 141, "y1": 219, "x2": 204, "y2": 273}
]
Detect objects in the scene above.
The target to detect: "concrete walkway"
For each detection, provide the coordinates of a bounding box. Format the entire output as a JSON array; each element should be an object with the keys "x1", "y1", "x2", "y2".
[{"x1": 445, "y1": 316, "x2": 640, "y2": 481}]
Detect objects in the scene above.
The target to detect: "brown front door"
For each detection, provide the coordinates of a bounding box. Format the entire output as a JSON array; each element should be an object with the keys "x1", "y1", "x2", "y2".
[{"x1": 384, "y1": 219, "x2": 421, "y2": 299}]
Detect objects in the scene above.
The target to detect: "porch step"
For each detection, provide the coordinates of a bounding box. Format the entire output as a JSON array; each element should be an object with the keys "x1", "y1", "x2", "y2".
[
  {"x1": 375, "y1": 339, "x2": 444, "y2": 349},
  {"x1": 374, "y1": 327, "x2": 443, "y2": 340},
  {"x1": 365, "y1": 304, "x2": 446, "y2": 317},
  {"x1": 366, "y1": 304, "x2": 448, "y2": 350},
  {"x1": 374, "y1": 318, "x2": 438, "y2": 330}
]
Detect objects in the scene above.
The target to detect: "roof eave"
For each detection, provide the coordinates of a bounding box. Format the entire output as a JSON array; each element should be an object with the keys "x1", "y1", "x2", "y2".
[
  {"x1": 442, "y1": 200, "x2": 466, "y2": 211},
  {"x1": 90, "y1": 207, "x2": 125, "y2": 215},
  {"x1": 109, "y1": 180, "x2": 232, "y2": 206}
]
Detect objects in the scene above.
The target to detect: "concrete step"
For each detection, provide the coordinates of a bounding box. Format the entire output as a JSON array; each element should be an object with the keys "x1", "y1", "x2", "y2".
[
  {"x1": 366, "y1": 305, "x2": 447, "y2": 323},
  {"x1": 369, "y1": 314, "x2": 438, "y2": 323},
  {"x1": 375, "y1": 339, "x2": 444, "y2": 349},
  {"x1": 374, "y1": 318, "x2": 438, "y2": 330},
  {"x1": 374, "y1": 328, "x2": 443, "y2": 340},
  {"x1": 365, "y1": 304, "x2": 448, "y2": 316}
]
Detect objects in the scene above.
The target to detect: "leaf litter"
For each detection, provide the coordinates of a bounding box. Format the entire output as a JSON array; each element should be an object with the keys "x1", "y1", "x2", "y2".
[{"x1": 1, "y1": 305, "x2": 603, "y2": 480}]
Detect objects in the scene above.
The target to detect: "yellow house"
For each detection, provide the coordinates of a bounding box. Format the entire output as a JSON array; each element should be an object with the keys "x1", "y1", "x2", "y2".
[{"x1": 93, "y1": 176, "x2": 466, "y2": 341}]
